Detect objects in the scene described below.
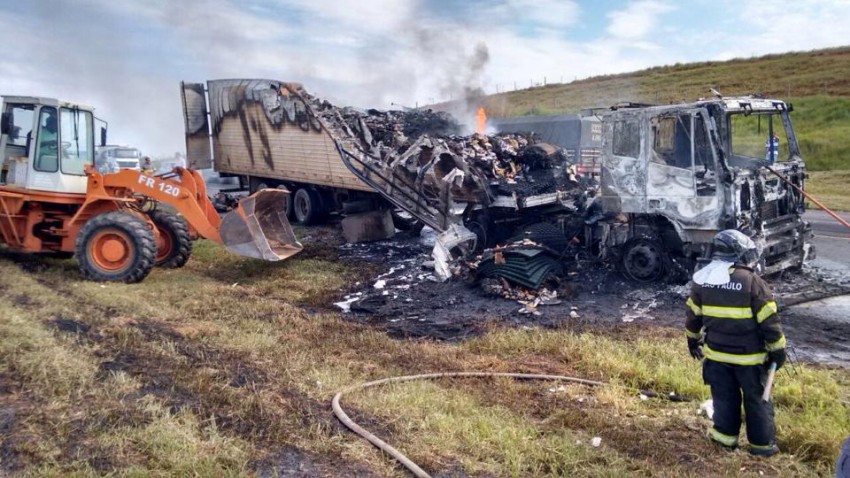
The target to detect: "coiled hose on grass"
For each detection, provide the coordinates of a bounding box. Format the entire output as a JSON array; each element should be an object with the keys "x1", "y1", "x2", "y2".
[{"x1": 332, "y1": 372, "x2": 612, "y2": 478}]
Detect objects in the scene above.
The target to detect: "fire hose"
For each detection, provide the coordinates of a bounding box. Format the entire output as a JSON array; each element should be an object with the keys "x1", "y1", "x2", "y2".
[{"x1": 331, "y1": 372, "x2": 688, "y2": 478}]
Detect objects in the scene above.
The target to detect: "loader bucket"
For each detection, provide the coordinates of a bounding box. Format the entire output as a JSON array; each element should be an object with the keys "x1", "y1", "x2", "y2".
[{"x1": 219, "y1": 189, "x2": 302, "y2": 261}]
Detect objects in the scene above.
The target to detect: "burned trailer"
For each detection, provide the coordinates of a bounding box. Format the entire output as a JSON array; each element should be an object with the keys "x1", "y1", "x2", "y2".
[
  {"x1": 181, "y1": 79, "x2": 396, "y2": 236},
  {"x1": 593, "y1": 96, "x2": 812, "y2": 281}
]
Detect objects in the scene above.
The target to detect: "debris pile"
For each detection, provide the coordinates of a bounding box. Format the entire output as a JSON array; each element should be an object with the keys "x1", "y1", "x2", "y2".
[
  {"x1": 211, "y1": 191, "x2": 240, "y2": 213},
  {"x1": 476, "y1": 247, "x2": 563, "y2": 290},
  {"x1": 294, "y1": 86, "x2": 595, "y2": 286},
  {"x1": 306, "y1": 90, "x2": 590, "y2": 228}
]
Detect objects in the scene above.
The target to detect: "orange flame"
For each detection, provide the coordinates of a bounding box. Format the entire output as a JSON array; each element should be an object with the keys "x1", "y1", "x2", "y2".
[{"x1": 476, "y1": 107, "x2": 487, "y2": 135}]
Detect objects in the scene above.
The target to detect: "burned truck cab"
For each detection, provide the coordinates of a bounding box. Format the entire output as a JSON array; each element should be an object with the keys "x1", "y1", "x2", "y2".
[{"x1": 595, "y1": 96, "x2": 812, "y2": 281}]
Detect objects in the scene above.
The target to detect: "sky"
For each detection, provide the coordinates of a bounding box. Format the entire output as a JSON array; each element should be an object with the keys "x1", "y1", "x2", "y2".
[{"x1": 1, "y1": 0, "x2": 848, "y2": 156}]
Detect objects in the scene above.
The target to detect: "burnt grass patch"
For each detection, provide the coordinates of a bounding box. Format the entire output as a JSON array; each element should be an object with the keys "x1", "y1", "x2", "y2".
[
  {"x1": 0, "y1": 261, "x2": 375, "y2": 475},
  {"x1": 251, "y1": 444, "x2": 380, "y2": 478}
]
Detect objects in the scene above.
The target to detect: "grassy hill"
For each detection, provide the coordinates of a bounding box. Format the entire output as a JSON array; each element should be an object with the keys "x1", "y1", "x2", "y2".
[{"x1": 456, "y1": 47, "x2": 850, "y2": 171}]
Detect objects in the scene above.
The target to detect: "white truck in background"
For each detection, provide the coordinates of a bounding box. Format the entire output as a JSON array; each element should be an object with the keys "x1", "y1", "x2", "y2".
[{"x1": 96, "y1": 144, "x2": 143, "y2": 170}]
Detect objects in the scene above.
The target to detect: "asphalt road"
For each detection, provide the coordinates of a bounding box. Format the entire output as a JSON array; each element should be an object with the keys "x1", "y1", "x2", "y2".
[
  {"x1": 805, "y1": 209, "x2": 849, "y2": 275},
  {"x1": 806, "y1": 209, "x2": 850, "y2": 239}
]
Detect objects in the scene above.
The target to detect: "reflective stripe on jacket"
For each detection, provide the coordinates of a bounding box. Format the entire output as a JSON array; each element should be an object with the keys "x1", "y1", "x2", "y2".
[{"x1": 685, "y1": 265, "x2": 785, "y2": 365}]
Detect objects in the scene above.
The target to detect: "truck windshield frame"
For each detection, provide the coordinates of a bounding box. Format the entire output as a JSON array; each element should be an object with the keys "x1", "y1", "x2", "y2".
[{"x1": 727, "y1": 110, "x2": 800, "y2": 163}]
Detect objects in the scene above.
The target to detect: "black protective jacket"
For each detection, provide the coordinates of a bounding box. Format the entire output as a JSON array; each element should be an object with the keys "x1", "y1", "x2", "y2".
[{"x1": 685, "y1": 265, "x2": 785, "y2": 366}]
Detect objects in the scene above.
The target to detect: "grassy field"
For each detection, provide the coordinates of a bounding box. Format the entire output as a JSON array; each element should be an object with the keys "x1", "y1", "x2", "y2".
[
  {"x1": 446, "y1": 47, "x2": 850, "y2": 172},
  {"x1": 808, "y1": 170, "x2": 850, "y2": 211},
  {"x1": 0, "y1": 234, "x2": 848, "y2": 477}
]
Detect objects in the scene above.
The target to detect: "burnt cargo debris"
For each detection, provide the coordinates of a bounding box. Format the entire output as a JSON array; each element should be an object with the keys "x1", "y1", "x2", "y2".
[{"x1": 313, "y1": 102, "x2": 590, "y2": 234}]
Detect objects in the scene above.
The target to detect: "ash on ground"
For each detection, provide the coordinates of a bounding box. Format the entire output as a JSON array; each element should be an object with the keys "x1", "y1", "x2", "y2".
[{"x1": 331, "y1": 227, "x2": 850, "y2": 366}]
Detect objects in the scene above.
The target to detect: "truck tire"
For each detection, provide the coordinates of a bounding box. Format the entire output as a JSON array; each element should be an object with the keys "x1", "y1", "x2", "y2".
[
  {"x1": 249, "y1": 177, "x2": 274, "y2": 194},
  {"x1": 149, "y1": 210, "x2": 192, "y2": 268},
  {"x1": 279, "y1": 186, "x2": 294, "y2": 220},
  {"x1": 621, "y1": 238, "x2": 666, "y2": 282},
  {"x1": 293, "y1": 188, "x2": 320, "y2": 225},
  {"x1": 391, "y1": 209, "x2": 424, "y2": 234},
  {"x1": 75, "y1": 211, "x2": 156, "y2": 283}
]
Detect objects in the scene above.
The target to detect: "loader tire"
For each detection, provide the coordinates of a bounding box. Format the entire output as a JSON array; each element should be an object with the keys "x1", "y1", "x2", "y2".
[
  {"x1": 293, "y1": 188, "x2": 320, "y2": 225},
  {"x1": 150, "y1": 210, "x2": 192, "y2": 268},
  {"x1": 75, "y1": 212, "x2": 156, "y2": 283}
]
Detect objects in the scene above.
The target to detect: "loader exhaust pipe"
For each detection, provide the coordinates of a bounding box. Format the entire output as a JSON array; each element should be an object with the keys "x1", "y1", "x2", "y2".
[{"x1": 219, "y1": 189, "x2": 302, "y2": 261}]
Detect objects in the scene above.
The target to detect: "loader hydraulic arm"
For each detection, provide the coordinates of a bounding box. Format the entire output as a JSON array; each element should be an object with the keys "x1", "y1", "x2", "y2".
[
  {"x1": 85, "y1": 166, "x2": 301, "y2": 261},
  {"x1": 90, "y1": 167, "x2": 222, "y2": 243}
]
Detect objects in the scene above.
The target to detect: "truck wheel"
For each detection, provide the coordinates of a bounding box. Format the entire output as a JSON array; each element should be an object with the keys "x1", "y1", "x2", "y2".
[
  {"x1": 279, "y1": 186, "x2": 294, "y2": 220},
  {"x1": 293, "y1": 188, "x2": 319, "y2": 225},
  {"x1": 75, "y1": 212, "x2": 156, "y2": 283},
  {"x1": 150, "y1": 210, "x2": 192, "y2": 268},
  {"x1": 249, "y1": 177, "x2": 274, "y2": 194},
  {"x1": 621, "y1": 238, "x2": 666, "y2": 282},
  {"x1": 390, "y1": 209, "x2": 424, "y2": 234}
]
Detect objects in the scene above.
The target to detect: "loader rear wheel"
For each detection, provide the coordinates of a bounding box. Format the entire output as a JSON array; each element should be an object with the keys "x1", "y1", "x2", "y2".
[
  {"x1": 75, "y1": 212, "x2": 156, "y2": 283},
  {"x1": 150, "y1": 210, "x2": 192, "y2": 268}
]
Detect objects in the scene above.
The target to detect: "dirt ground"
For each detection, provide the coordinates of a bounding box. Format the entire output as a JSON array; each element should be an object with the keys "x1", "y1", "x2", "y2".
[{"x1": 332, "y1": 225, "x2": 850, "y2": 366}]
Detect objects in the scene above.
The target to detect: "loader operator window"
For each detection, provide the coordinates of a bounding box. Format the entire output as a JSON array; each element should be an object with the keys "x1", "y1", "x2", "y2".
[
  {"x1": 34, "y1": 107, "x2": 59, "y2": 172},
  {"x1": 6, "y1": 106, "x2": 34, "y2": 147},
  {"x1": 59, "y1": 107, "x2": 94, "y2": 175}
]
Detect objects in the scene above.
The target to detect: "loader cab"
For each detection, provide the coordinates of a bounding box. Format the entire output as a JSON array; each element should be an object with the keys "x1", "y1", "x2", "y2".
[{"x1": 0, "y1": 96, "x2": 97, "y2": 195}]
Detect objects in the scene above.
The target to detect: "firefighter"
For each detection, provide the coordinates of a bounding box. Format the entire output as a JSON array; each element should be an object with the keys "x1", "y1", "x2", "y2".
[{"x1": 685, "y1": 229, "x2": 787, "y2": 457}]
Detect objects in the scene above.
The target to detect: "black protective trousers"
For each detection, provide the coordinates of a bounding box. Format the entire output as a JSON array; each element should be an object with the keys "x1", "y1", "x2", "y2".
[{"x1": 703, "y1": 359, "x2": 775, "y2": 448}]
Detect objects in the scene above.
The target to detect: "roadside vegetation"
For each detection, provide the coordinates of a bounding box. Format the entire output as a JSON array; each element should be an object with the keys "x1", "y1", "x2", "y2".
[
  {"x1": 807, "y1": 170, "x2": 850, "y2": 212},
  {"x1": 1, "y1": 236, "x2": 847, "y2": 477}
]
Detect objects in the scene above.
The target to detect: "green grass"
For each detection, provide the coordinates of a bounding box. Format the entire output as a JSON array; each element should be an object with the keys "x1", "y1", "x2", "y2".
[
  {"x1": 786, "y1": 96, "x2": 850, "y2": 171},
  {"x1": 807, "y1": 170, "x2": 850, "y2": 211},
  {"x1": 0, "y1": 238, "x2": 847, "y2": 476}
]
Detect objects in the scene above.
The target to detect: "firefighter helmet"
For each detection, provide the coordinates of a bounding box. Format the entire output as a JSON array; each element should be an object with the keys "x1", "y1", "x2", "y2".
[{"x1": 711, "y1": 229, "x2": 758, "y2": 265}]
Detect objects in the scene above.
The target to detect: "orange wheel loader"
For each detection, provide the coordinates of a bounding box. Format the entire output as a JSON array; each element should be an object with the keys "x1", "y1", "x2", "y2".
[{"x1": 0, "y1": 96, "x2": 301, "y2": 282}]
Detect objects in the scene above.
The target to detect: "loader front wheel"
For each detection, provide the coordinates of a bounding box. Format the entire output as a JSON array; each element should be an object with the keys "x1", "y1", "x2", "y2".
[
  {"x1": 150, "y1": 210, "x2": 192, "y2": 268},
  {"x1": 75, "y1": 212, "x2": 156, "y2": 283}
]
